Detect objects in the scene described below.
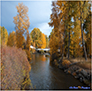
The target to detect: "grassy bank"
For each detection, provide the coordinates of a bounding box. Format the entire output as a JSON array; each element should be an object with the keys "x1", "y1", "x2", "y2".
[{"x1": 52, "y1": 56, "x2": 91, "y2": 89}]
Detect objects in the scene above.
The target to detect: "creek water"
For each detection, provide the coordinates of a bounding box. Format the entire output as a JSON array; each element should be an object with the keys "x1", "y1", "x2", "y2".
[{"x1": 29, "y1": 53, "x2": 87, "y2": 90}]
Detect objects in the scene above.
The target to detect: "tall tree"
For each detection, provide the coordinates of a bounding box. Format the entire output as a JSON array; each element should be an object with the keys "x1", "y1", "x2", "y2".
[
  {"x1": 13, "y1": 3, "x2": 30, "y2": 48},
  {"x1": 65, "y1": 1, "x2": 73, "y2": 59},
  {"x1": 0, "y1": 26, "x2": 8, "y2": 45},
  {"x1": 56, "y1": 1, "x2": 67, "y2": 60},
  {"x1": 49, "y1": 1, "x2": 91, "y2": 62},
  {"x1": 7, "y1": 31, "x2": 16, "y2": 47},
  {"x1": 56, "y1": 1, "x2": 90, "y2": 59},
  {"x1": 41, "y1": 33, "x2": 46, "y2": 49},
  {"x1": 78, "y1": 1, "x2": 90, "y2": 60},
  {"x1": 45, "y1": 35, "x2": 49, "y2": 48},
  {"x1": 26, "y1": 30, "x2": 31, "y2": 50},
  {"x1": 83, "y1": 11, "x2": 91, "y2": 57},
  {"x1": 54, "y1": 1, "x2": 74, "y2": 59},
  {"x1": 30, "y1": 28, "x2": 43, "y2": 48},
  {"x1": 48, "y1": 1, "x2": 61, "y2": 59},
  {"x1": 49, "y1": 29, "x2": 59, "y2": 57},
  {"x1": 25, "y1": 30, "x2": 31, "y2": 61}
]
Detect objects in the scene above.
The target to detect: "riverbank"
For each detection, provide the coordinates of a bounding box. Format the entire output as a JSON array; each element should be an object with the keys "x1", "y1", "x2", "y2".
[{"x1": 52, "y1": 57, "x2": 91, "y2": 89}]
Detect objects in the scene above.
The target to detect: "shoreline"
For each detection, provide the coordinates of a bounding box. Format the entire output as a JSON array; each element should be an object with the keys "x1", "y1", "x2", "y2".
[{"x1": 52, "y1": 59, "x2": 91, "y2": 89}]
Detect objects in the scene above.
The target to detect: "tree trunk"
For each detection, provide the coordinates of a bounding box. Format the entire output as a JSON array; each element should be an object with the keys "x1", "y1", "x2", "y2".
[
  {"x1": 79, "y1": 1, "x2": 87, "y2": 61},
  {"x1": 67, "y1": 30, "x2": 70, "y2": 59},
  {"x1": 67, "y1": 4, "x2": 70, "y2": 60},
  {"x1": 61, "y1": 28, "x2": 66, "y2": 61},
  {"x1": 81, "y1": 23, "x2": 87, "y2": 60},
  {"x1": 61, "y1": 15, "x2": 67, "y2": 61}
]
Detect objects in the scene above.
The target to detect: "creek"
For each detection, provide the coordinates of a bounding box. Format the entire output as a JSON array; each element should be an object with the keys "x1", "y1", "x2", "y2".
[{"x1": 29, "y1": 53, "x2": 87, "y2": 90}]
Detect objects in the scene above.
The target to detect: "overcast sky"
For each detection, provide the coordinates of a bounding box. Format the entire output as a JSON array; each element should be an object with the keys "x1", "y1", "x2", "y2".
[{"x1": 1, "y1": 1, "x2": 53, "y2": 36}]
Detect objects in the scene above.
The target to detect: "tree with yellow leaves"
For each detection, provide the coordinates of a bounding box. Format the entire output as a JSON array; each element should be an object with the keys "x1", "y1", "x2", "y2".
[
  {"x1": 0, "y1": 26, "x2": 8, "y2": 45},
  {"x1": 41, "y1": 33, "x2": 46, "y2": 49},
  {"x1": 13, "y1": 3, "x2": 30, "y2": 48},
  {"x1": 49, "y1": 29, "x2": 60, "y2": 61},
  {"x1": 83, "y1": 11, "x2": 91, "y2": 57},
  {"x1": 48, "y1": 1, "x2": 61, "y2": 54},
  {"x1": 45, "y1": 35, "x2": 49, "y2": 48},
  {"x1": 7, "y1": 31, "x2": 16, "y2": 47},
  {"x1": 49, "y1": 1, "x2": 91, "y2": 62},
  {"x1": 78, "y1": 1, "x2": 90, "y2": 60},
  {"x1": 25, "y1": 30, "x2": 31, "y2": 61},
  {"x1": 26, "y1": 30, "x2": 31, "y2": 50},
  {"x1": 30, "y1": 28, "x2": 43, "y2": 48}
]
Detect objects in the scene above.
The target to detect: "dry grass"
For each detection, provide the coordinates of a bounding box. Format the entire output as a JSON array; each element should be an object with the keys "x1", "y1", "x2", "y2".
[
  {"x1": 77, "y1": 62, "x2": 91, "y2": 70},
  {"x1": 70, "y1": 57, "x2": 91, "y2": 63},
  {"x1": 70, "y1": 58, "x2": 91, "y2": 70}
]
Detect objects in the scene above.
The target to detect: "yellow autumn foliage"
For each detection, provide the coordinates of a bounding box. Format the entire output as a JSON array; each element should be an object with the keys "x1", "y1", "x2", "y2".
[
  {"x1": 41, "y1": 33, "x2": 46, "y2": 49},
  {"x1": 62, "y1": 60, "x2": 71, "y2": 67},
  {"x1": 0, "y1": 26, "x2": 8, "y2": 45},
  {"x1": 7, "y1": 31, "x2": 16, "y2": 47},
  {"x1": 13, "y1": 3, "x2": 30, "y2": 49}
]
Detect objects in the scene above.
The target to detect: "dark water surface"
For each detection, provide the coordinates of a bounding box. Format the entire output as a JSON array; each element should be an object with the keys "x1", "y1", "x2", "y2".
[{"x1": 29, "y1": 53, "x2": 87, "y2": 90}]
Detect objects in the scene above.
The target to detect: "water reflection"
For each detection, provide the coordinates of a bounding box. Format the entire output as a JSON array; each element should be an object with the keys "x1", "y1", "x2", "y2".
[
  {"x1": 29, "y1": 53, "x2": 87, "y2": 90},
  {"x1": 39, "y1": 55, "x2": 46, "y2": 61}
]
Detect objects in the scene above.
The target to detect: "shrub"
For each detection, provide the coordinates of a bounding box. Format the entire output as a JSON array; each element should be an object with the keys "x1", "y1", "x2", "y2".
[
  {"x1": 62, "y1": 60, "x2": 71, "y2": 68},
  {"x1": 25, "y1": 49, "x2": 31, "y2": 61},
  {"x1": 1, "y1": 46, "x2": 31, "y2": 90},
  {"x1": 54, "y1": 59, "x2": 59, "y2": 66}
]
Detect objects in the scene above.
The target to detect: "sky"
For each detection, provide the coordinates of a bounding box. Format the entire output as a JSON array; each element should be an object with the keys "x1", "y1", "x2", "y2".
[{"x1": 1, "y1": 1, "x2": 53, "y2": 36}]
